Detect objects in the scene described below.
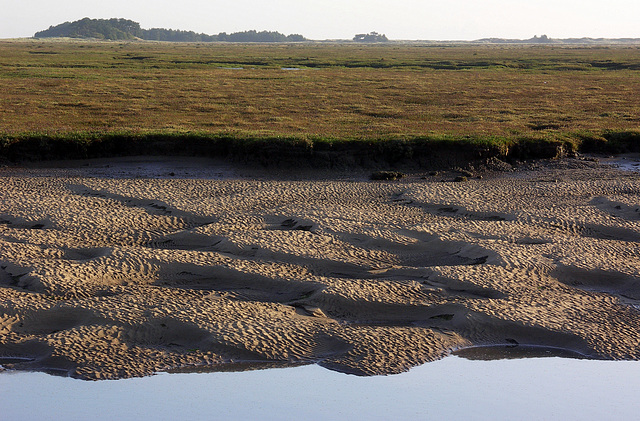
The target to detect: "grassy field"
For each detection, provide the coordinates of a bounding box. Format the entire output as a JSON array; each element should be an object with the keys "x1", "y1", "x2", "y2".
[{"x1": 1, "y1": 39, "x2": 639, "y2": 163}]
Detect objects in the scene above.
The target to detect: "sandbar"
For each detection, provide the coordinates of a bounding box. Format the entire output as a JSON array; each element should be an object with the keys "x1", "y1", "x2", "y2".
[{"x1": 0, "y1": 157, "x2": 639, "y2": 380}]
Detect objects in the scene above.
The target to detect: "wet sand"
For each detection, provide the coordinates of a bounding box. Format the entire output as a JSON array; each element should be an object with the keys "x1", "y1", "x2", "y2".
[{"x1": 1, "y1": 157, "x2": 639, "y2": 380}]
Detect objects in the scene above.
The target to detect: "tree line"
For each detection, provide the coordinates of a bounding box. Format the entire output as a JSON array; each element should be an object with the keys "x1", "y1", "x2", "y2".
[{"x1": 34, "y1": 18, "x2": 307, "y2": 42}]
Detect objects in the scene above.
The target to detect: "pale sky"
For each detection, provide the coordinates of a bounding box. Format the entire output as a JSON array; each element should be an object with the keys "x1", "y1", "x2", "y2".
[{"x1": 1, "y1": 0, "x2": 639, "y2": 40}]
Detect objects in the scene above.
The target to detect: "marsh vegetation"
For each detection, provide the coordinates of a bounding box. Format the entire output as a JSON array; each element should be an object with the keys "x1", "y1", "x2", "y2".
[{"x1": 1, "y1": 40, "x2": 639, "y2": 164}]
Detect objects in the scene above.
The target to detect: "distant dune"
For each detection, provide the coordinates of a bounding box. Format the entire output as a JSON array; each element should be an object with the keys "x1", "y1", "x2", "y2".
[{"x1": 474, "y1": 34, "x2": 640, "y2": 44}]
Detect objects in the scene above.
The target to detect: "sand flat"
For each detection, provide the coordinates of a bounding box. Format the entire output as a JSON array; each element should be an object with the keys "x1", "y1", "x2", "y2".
[{"x1": 1, "y1": 158, "x2": 639, "y2": 380}]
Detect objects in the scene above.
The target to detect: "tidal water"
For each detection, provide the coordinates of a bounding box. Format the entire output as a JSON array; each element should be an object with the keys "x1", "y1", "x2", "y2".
[
  {"x1": 2, "y1": 354, "x2": 640, "y2": 421},
  {"x1": 601, "y1": 154, "x2": 640, "y2": 172}
]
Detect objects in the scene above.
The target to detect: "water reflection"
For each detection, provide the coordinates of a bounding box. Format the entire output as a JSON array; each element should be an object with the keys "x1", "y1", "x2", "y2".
[
  {"x1": 2, "y1": 356, "x2": 640, "y2": 420},
  {"x1": 165, "y1": 360, "x2": 310, "y2": 374},
  {"x1": 0, "y1": 344, "x2": 600, "y2": 378},
  {"x1": 453, "y1": 345, "x2": 589, "y2": 360},
  {"x1": 600, "y1": 154, "x2": 640, "y2": 172}
]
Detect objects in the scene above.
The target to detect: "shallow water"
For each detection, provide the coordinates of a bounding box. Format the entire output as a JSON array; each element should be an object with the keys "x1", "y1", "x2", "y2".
[
  {"x1": 2, "y1": 356, "x2": 640, "y2": 421},
  {"x1": 600, "y1": 154, "x2": 640, "y2": 172},
  {"x1": 5, "y1": 156, "x2": 238, "y2": 179}
]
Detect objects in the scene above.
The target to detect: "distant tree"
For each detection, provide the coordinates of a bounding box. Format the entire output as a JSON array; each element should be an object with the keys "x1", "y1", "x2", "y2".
[
  {"x1": 35, "y1": 18, "x2": 142, "y2": 40},
  {"x1": 224, "y1": 30, "x2": 305, "y2": 42},
  {"x1": 530, "y1": 34, "x2": 552, "y2": 43},
  {"x1": 142, "y1": 28, "x2": 217, "y2": 42},
  {"x1": 35, "y1": 18, "x2": 307, "y2": 43},
  {"x1": 353, "y1": 32, "x2": 389, "y2": 42},
  {"x1": 286, "y1": 34, "x2": 306, "y2": 42}
]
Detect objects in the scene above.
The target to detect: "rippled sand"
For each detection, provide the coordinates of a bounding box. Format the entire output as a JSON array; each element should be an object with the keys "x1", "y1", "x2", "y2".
[{"x1": 1, "y1": 157, "x2": 639, "y2": 380}]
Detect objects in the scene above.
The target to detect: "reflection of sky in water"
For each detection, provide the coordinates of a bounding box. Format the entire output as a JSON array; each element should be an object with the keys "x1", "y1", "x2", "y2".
[
  {"x1": 601, "y1": 155, "x2": 640, "y2": 172},
  {"x1": 2, "y1": 356, "x2": 640, "y2": 420}
]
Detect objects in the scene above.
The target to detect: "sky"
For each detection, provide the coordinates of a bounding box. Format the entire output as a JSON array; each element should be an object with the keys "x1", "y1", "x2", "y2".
[{"x1": 1, "y1": 0, "x2": 639, "y2": 40}]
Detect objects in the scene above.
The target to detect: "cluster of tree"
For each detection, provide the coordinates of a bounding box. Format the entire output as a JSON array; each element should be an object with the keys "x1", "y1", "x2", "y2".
[
  {"x1": 141, "y1": 29, "x2": 305, "y2": 43},
  {"x1": 217, "y1": 30, "x2": 306, "y2": 43},
  {"x1": 353, "y1": 32, "x2": 389, "y2": 42},
  {"x1": 34, "y1": 18, "x2": 307, "y2": 42},
  {"x1": 35, "y1": 18, "x2": 142, "y2": 40},
  {"x1": 141, "y1": 28, "x2": 217, "y2": 42}
]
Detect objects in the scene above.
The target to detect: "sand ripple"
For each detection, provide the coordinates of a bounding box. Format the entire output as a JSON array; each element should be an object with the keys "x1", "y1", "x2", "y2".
[{"x1": 1, "y1": 161, "x2": 640, "y2": 379}]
